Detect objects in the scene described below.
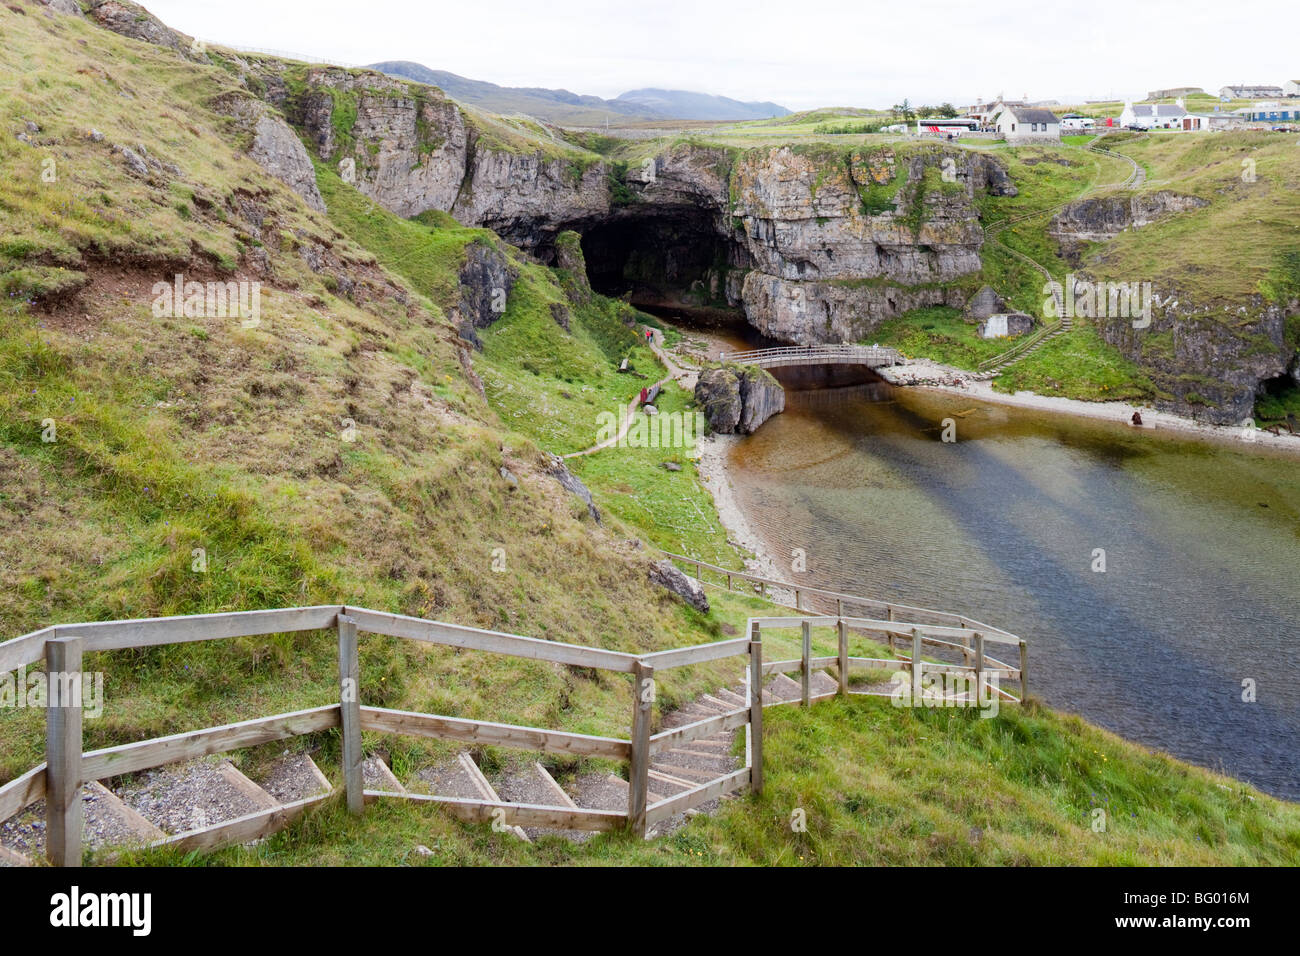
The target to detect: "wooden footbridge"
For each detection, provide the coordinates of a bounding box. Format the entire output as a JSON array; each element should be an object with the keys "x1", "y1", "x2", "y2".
[{"x1": 718, "y1": 344, "x2": 902, "y2": 370}]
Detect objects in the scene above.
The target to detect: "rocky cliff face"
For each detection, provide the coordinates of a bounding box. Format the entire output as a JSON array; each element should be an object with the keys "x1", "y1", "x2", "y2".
[
  {"x1": 1049, "y1": 191, "x2": 1209, "y2": 260},
  {"x1": 695, "y1": 365, "x2": 785, "y2": 434},
  {"x1": 1096, "y1": 297, "x2": 1290, "y2": 425},
  {"x1": 728, "y1": 145, "x2": 1009, "y2": 342}
]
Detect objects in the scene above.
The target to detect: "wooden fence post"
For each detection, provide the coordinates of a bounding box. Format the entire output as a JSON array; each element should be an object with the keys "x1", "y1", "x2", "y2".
[
  {"x1": 837, "y1": 617, "x2": 848, "y2": 696},
  {"x1": 911, "y1": 628, "x2": 923, "y2": 704},
  {"x1": 338, "y1": 613, "x2": 364, "y2": 815},
  {"x1": 45, "y1": 635, "x2": 83, "y2": 867},
  {"x1": 800, "y1": 620, "x2": 811, "y2": 706},
  {"x1": 629, "y1": 660, "x2": 655, "y2": 838},
  {"x1": 1019, "y1": 640, "x2": 1028, "y2": 703},
  {"x1": 749, "y1": 622, "x2": 763, "y2": 796},
  {"x1": 795, "y1": 589, "x2": 802, "y2": 611},
  {"x1": 974, "y1": 632, "x2": 986, "y2": 709}
]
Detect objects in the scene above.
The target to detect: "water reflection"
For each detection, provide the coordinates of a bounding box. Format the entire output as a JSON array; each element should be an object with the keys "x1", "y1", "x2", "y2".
[{"x1": 728, "y1": 381, "x2": 1300, "y2": 799}]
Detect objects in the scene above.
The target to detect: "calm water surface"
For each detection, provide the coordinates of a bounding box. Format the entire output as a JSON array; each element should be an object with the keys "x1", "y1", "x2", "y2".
[{"x1": 667, "y1": 317, "x2": 1300, "y2": 798}]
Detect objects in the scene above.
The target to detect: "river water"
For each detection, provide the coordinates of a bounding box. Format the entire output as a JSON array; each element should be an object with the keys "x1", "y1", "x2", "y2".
[{"x1": 672, "y1": 318, "x2": 1300, "y2": 799}]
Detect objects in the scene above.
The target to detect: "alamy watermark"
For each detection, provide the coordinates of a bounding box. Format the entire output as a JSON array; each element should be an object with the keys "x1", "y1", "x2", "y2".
[
  {"x1": 152, "y1": 274, "x2": 261, "y2": 328},
  {"x1": 595, "y1": 408, "x2": 705, "y2": 449},
  {"x1": 890, "y1": 668, "x2": 1000, "y2": 718},
  {"x1": 1, "y1": 665, "x2": 104, "y2": 719},
  {"x1": 1043, "y1": 273, "x2": 1154, "y2": 329}
]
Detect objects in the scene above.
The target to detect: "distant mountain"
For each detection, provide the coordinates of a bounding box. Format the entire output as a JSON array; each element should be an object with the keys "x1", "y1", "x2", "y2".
[
  {"x1": 366, "y1": 61, "x2": 791, "y2": 124},
  {"x1": 615, "y1": 88, "x2": 791, "y2": 121}
]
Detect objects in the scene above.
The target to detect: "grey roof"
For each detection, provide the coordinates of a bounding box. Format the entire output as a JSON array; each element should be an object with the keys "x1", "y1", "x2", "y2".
[
  {"x1": 1005, "y1": 107, "x2": 1060, "y2": 123},
  {"x1": 1132, "y1": 103, "x2": 1187, "y2": 117}
]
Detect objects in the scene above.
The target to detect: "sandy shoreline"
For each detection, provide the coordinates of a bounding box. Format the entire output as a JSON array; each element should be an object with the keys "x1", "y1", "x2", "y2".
[
  {"x1": 692, "y1": 433, "x2": 793, "y2": 600},
  {"x1": 880, "y1": 358, "x2": 1300, "y2": 455}
]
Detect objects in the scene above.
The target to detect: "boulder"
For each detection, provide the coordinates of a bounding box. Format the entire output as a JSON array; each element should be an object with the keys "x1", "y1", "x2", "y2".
[
  {"x1": 737, "y1": 366, "x2": 785, "y2": 433},
  {"x1": 249, "y1": 113, "x2": 327, "y2": 212},
  {"x1": 648, "y1": 560, "x2": 709, "y2": 614},
  {"x1": 694, "y1": 365, "x2": 785, "y2": 434},
  {"x1": 694, "y1": 367, "x2": 742, "y2": 433},
  {"x1": 546, "y1": 455, "x2": 600, "y2": 524},
  {"x1": 457, "y1": 240, "x2": 515, "y2": 348}
]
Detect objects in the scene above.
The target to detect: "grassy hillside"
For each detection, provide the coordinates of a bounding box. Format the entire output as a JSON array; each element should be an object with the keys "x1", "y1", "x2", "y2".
[
  {"x1": 1, "y1": 0, "x2": 1297, "y2": 868},
  {"x1": 0, "y1": 2, "x2": 727, "y2": 782}
]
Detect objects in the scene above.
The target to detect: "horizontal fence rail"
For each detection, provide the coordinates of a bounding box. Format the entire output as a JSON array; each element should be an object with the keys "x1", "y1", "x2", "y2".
[{"x1": 659, "y1": 551, "x2": 1022, "y2": 643}]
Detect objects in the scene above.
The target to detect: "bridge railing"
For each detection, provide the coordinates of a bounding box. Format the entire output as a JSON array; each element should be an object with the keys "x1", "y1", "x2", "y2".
[{"x1": 718, "y1": 345, "x2": 902, "y2": 367}]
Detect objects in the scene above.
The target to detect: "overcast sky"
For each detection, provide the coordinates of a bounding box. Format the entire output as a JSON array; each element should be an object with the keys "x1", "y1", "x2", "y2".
[{"x1": 146, "y1": 0, "x2": 1297, "y2": 109}]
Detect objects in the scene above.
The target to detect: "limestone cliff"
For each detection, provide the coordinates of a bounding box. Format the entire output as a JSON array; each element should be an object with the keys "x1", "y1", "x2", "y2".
[
  {"x1": 1049, "y1": 191, "x2": 1209, "y2": 261},
  {"x1": 1095, "y1": 297, "x2": 1291, "y2": 425}
]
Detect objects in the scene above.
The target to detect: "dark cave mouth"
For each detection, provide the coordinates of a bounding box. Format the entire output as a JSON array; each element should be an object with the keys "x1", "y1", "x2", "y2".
[{"x1": 575, "y1": 210, "x2": 741, "y2": 318}]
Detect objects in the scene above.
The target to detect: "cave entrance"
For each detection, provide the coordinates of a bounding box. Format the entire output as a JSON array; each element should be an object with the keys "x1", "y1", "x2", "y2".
[{"x1": 577, "y1": 208, "x2": 741, "y2": 320}]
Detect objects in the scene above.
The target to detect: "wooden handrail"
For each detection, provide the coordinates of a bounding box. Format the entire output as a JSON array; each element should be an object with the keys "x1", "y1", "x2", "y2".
[
  {"x1": 0, "y1": 574, "x2": 1024, "y2": 862},
  {"x1": 718, "y1": 344, "x2": 902, "y2": 368},
  {"x1": 658, "y1": 550, "x2": 1022, "y2": 642}
]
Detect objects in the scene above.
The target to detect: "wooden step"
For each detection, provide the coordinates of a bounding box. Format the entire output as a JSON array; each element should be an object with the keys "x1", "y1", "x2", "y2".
[
  {"x1": 361, "y1": 755, "x2": 406, "y2": 794},
  {"x1": 494, "y1": 761, "x2": 586, "y2": 842},
  {"x1": 714, "y1": 688, "x2": 747, "y2": 708},
  {"x1": 696, "y1": 693, "x2": 732, "y2": 713},
  {"x1": 1, "y1": 780, "x2": 166, "y2": 858},
  {"x1": 646, "y1": 769, "x2": 696, "y2": 795},
  {"x1": 456, "y1": 753, "x2": 529, "y2": 843},
  {"x1": 649, "y1": 761, "x2": 722, "y2": 783},
  {"x1": 253, "y1": 752, "x2": 332, "y2": 804},
  {"x1": 114, "y1": 758, "x2": 279, "y2": 836},
  {"x1": 809, "y1": 670, "x2": 839, "y2": 696},
  {"x1": 767, "y1": 673, "x2": 803, "y2": 701}
]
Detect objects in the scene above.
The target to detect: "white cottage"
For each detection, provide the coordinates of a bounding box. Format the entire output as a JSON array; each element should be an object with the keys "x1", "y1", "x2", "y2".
[
  {"x1": 995, "y1": 106, "x2": 1060, "y2": 142},
  {"x1": 1119, "y1": 101, "x2": 1188, "y2": 129}
]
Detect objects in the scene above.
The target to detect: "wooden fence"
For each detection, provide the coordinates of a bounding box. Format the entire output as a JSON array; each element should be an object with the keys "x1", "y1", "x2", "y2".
[
  {"x1": 660, "y1": 550, "x2": 1027, "y2": 703},
  {"x1": 1, "y1": 569, "x2": 1025, "y2": 864},
  {"x1": 0, "y1": 605, "x2": 760, "y2": 865}
]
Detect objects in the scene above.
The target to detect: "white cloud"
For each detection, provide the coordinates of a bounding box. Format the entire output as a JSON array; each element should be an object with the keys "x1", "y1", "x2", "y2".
[{"x1": 145, "y1": 0, "x2": 1298, "y2": 110}]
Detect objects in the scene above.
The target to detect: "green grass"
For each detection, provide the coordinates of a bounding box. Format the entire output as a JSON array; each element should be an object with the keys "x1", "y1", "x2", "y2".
[
  {"x1": 992, "y1": 326, "x2": 1160, "y2": 401},
  {"x1": 869, "y1": 306, "x2": 1012, "y2": 369}
]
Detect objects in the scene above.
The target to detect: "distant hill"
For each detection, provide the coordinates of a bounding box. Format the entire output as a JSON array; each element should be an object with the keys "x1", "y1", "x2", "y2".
[
  {"x1": 615, "y1": 88, "x2": 791, "y2": 121},
  {"x1": 367, "y1": 61, "x2": 790, "y2": 124}
]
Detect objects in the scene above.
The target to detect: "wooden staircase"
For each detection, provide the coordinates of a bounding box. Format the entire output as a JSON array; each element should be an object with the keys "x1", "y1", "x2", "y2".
[{"x1": 0, "y1": 751, "x2": 332, "y2": 864}]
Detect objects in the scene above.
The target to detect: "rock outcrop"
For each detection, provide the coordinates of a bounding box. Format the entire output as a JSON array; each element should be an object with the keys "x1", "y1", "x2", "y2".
[
  {"x1": 455, "y1": 240, "x2": 515, "y2": 348},
  {"x1": 728, "y1": 145, "x2": 1007, "y2": 342},
  {"x1": 695, "y1": 365, "x2": 784, "y2": 434},
  {"x1": 1049, "y1": 191, "x2": 1209, "y2": 260},
  {"x1": 1095, "y1": 296, "x2": 1291, "y2": 425},
  {"x1": 547, "y1": 455, "x2": 601, "y2": 524},
  {"x1": 89, "y1": 0, "x2": 207, "y2": 62},
  {"x1": 210, "y1": 93, "x2": 325, "y2": 212},
  {"x1": 647, "y1": 560, "x2": 709, "y2": 614}
]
